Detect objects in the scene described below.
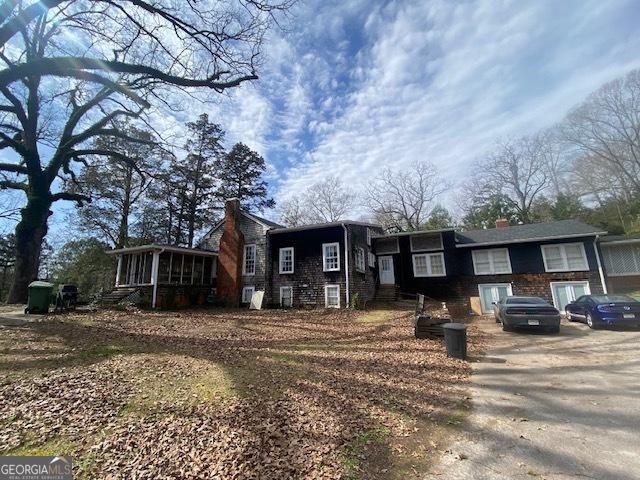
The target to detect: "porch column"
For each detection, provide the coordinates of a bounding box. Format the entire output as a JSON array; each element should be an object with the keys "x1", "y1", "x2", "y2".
[
  {"x1": 115, "y1": 255, "x2": 122, "y2": 287},
  {"x1": 151, "y1": 251, "x2": 160, "y2": 308}
]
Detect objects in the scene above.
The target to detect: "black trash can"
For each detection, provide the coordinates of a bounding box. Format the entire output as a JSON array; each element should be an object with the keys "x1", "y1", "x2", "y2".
[{"x1": 442, "y1": 322, "x2": 467, "y2": 360}]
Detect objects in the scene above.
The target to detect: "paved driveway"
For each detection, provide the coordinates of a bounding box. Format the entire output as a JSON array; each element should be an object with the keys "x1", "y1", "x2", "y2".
[{"x1": 427, "y1": 319, "x2": 640, "y2": 480}]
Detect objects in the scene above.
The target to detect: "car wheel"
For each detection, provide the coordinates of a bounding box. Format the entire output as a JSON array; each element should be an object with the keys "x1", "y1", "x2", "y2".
[
  {"x1": 549, "y1": 326, "x2": 560, "y2": 334},
  {"x1": 586, "y1": 313, "x2": 597, "y2": 329},
  {"x1": 501, "y1": 321, "x2": 512, "y2": 332},
  {"x1": 566, "y1": 310, "x2": 576, "y2": 322}
]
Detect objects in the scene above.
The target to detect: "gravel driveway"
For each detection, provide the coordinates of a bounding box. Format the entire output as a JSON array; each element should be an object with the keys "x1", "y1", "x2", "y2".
[{"x1": 427, "y1": 319, "x2": 640, "y2": 480}]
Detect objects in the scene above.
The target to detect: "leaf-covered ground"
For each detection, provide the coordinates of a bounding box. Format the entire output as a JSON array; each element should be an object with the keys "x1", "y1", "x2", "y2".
[{"x1": 0, "y1": 307, "x2": 487, "y2": 479}]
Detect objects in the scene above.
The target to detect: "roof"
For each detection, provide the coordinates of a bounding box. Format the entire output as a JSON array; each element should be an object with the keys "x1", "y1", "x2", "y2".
[
  {"x1": 599, "y1": 233, "x2": 640, "y2": 245},
  {"x1": 106, "y1": 244, "x2": 218, "y2": 256},
  {"x1": 269, "y1": 220, "x2": 381, "y2": 234},
  {"x1": 455, "y1": 220, "x2": 607, "y2": 248},
  {"x1": 203, "y1": 209, "x2": 283, "y2": 239},
  {"x1": 373, "y1": 227, "x2": 456, "y2": 238}
]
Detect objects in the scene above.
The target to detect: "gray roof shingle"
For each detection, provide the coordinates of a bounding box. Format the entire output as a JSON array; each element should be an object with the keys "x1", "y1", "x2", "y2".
[{"x1": 456, "y1": 220, "x2": 607, "y2": 247}]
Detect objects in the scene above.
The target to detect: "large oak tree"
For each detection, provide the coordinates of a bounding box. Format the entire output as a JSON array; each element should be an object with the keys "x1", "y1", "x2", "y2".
[{"x1": 0, "y1": 0, "x2": 290, "y2": 302}]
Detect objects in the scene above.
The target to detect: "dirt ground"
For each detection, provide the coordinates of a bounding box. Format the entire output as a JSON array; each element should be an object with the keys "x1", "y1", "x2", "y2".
[
  {"x1": 0, "y1": 307, "x2": 486, "y2": 479},
  {"x1": 427, "y1": 317, "x2": 640, "y2": 480}
]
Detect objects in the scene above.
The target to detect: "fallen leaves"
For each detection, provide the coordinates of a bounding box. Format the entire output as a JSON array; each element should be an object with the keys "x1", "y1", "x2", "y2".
[{"x1": 0, "y1": 306, "x2": 484, "y2": 479}]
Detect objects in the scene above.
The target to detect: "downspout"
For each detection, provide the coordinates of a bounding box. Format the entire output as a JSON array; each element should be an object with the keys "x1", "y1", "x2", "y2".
[
  {"x1": 342, "y1": 223, "x2": 350, "y2": 308},
  {"x1": 151, "y1": 247, "x2": 165, "y2": 308},
  {"x1": 593, "y1": 236, "x2": 608, "y2": 294}
]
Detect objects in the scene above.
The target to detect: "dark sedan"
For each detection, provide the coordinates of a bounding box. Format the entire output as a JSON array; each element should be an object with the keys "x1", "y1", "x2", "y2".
[
  {"x1": 565, "y1": 294, "x2": 640, "y2": 329},
  {"x1": 493, "y1": 296, "x2": 561, "y2": 333}
]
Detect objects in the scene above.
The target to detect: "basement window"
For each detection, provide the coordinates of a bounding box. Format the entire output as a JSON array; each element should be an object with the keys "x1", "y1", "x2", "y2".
[
  {"x1": 280, "y1": 286, "x2": 293, "y2": 307},
  {"x1": 325, "y1": 284, "x2": 340, "y2": 308},
  {"x1": 242, "y1": 286, "x2": 255, "y2": 304}
]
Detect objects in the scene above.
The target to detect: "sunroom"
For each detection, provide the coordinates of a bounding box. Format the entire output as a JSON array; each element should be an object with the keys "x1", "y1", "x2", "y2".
[{"x1": 106, "y1": 244, "x2": 218, "y2": 308}]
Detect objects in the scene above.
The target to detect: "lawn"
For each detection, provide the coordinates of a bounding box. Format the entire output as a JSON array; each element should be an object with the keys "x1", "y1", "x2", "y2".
[{"x1": 0, "y1": 307, "x2": 485, "y2": 479}]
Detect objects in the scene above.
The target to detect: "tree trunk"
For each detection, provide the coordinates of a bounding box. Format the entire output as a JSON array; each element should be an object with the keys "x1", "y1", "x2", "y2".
[{"x1": 7, "y1": 195, "x2": 51, "y2": 303}]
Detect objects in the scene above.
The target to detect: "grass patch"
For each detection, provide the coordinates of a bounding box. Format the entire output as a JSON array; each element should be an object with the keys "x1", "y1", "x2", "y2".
[
  {"x1": 445, "y1": 399, "x2": 472, "y2": 428},
  {"x1": 356, "y1": 310, "x2": 397, "y2": 325},
  {"x1": 6, "y1": 435, "x2": 77, "y2": 456},
  {"x1": 339, "y1": 427, "x2": 392, "y2": 480}
]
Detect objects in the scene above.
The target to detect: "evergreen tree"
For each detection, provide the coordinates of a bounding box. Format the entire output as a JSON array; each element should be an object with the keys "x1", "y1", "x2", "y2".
[
  {"x1": 215, "y1": 142, "x2": 275, "y2": 212},
  {"x1": 462, "y1": 194, "x2": 519, "y2": 229},
  {"x1": 422, "y1": 205, "x2": 454, "y2": 230}
]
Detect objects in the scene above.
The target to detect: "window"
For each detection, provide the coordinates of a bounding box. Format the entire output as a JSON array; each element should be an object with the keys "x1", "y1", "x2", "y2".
[
  {"x1": 412, "y1": 253, "x2": 446, "y2": 277},
  {"x1": 541, "y1": 243, "x2": 588, "y2": 272},
  {"x1": 355, "y1": 247, "x2": 366, "y2": 272},
  {"x1": 410, "y1": 233, "x2": 443, "y2": 252},
  {"x1": 242, "y1": 286, "x2": 255, "y2": 304},
  {"x1": 243, "y1": 244, "x2": 256, "y2": 275},
  {"x1": 366, "y1": 228, "x2": 372, "y2": 246},
  {"x1": 375, "y1": 237, "x2": 399, "y2": 254},
  {"x1": 279, "y1": 247, "x2": 294, "y2": 274},
  {"x1": 280, "y1": 286, "x2": 293, "y2": 307},
  {"x1": 472, "y1": 248, "x2": 512, "y2": 275},
  {"x1": 368, "y1": 252, "x2": 376, "y2": 269},
  {"x1": 323, "y1": 242, "x2": 340, "y2": 271},
  {"x1": 325, "y1": 284, "x2": 340, "y2": 308}
]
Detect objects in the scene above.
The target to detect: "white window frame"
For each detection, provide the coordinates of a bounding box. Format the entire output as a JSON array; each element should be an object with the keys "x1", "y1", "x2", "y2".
[
  {"x1": 550, "y1": 281, "x2": 591, "y2": 310},
  {"x1": 355, "y1": 247, "x2": 366, "y2": 273},
  {"x1": 322, "y1": 242, "x2": 341, "y2": 272},
  {"x1": 279, "y1": 247, "x2": 294, "y2": 274},
  {"x1": 541, "y1": 243, "x2": 589, "y2": 272},
  {"x1": 241, "y1": 286, "x2": 255, "y2": 304},
  {"x1": 325, "y1": 284, "x2": 341, "y2": 308},
  {"x1": 366, "y1": 228, "x2": 372, "y2": 246},
  {"x1": 472, "y1": 248, "x2": 512, "y2": 275},
  {"x1": 412, "y1": 252, "x2": 447, "y2": 277},
  {"x1": 280, "y1": 286, "x2": 293, "y2": 307},
  {"x1": 243, "y1": 244, "x2": 256, "y2": 276},
  {"x1": 368, "y1": 251, "x2": 376, "y2": 269},
  {"x1": 410, "y1": 233, "x2": 443, "y2": 252}
]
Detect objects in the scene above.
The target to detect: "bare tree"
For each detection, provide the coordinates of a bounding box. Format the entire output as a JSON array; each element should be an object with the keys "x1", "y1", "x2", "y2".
[
  {"x1": 562, "y1": 69, "x2": 640, "y2": 197},
  {"x1": 366, "y1": 161, "x2": 448, "y2": 232},
  {"x1": 0, "y1": 0, "x2": 291, "y2": 302},
  {"x1": 467, "y1": 136, "x2": 552, "y2": 224},
  {"x1": 277, "y1": 197, "x2": 306, "y2": 227},
  {"x1": 277, "y1": 177, "x2": 357, "y2": 225}
]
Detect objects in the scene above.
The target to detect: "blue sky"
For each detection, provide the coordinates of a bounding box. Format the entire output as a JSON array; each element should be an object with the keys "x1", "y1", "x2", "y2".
[
  {"x1": 5, "y1": 0, "x2": 640, "y2": 243},
  {"x1": 219, "y1": 0, "x2": 640, "y2": 214}
]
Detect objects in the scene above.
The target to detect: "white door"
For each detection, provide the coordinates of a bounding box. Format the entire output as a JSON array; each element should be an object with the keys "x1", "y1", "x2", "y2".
[
  {"x1": 478, "y1": 283, "x2": 513, "y2": 314},
  {"x1": 551, "y1": 282, "x2": 590, "y2": 311},
  {"x1": 378, "y1": 256, "x2": 395, "y2": 285}
]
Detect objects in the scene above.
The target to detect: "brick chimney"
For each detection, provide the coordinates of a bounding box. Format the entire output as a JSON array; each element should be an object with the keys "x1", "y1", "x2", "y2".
[
  {"x1": 217, "y1": 198, "x2": 244, "y2": 306},
  {"x1": 495, "y1": 218, "x2": 510, "y2": 228}
]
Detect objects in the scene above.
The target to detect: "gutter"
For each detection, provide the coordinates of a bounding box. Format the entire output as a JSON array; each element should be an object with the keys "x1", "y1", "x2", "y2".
[
  {"x1": 455, "y1": 231, "x2": 608, "y2": 248},
  {"x1": 593, "y1": 236, "x2": 608, "y2": 294},
  {"x1": 342, "y1": 223, "x2": 350, "y2": 308}
]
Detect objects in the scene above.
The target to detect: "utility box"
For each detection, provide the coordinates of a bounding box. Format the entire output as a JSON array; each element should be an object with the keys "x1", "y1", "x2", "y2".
[{"x1": 25, "y1": 281, "x2": 54, "y2": 314}]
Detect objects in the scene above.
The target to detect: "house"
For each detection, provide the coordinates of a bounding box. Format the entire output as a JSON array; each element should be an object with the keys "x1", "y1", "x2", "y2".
[
  {"x1": 373, "y1": 219, "x2": 609, "y2": 315},
  {"x1": 200, "y1": 198, "x2": 383, "y2": 308},
  {"x1": 106, "y1": 199, "x2": 617, "y2": 313},
  {"x1": 599, "y1": 234, "x2": 640, "y2": 295}
]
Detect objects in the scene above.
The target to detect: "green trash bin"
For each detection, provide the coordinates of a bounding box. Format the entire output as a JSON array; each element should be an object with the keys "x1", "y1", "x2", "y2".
[{"x1": 25, "y1": 281, "x2": 54, "y2": 314}]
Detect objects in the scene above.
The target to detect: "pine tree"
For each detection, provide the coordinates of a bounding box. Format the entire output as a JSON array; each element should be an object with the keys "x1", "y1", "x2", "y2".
[{"x1": 215, "y1": 142, "x2": 275, "y2": 212}]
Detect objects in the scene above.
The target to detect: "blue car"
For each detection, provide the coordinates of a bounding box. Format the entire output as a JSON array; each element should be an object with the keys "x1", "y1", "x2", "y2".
[{"x1": 565, "y1": 294, "x2": 640, "y2": 329}]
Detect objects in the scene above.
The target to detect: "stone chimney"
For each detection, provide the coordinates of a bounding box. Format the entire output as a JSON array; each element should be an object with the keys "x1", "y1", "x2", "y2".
[
  {"x1": 217, "y1": 198, "x2": 244, "y2": 306},
  {"x1": 495, "y1": 218, "x2": 510, "y2": 228}
]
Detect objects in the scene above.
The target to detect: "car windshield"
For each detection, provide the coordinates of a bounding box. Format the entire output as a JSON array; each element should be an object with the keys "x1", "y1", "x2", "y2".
[
  {"x1": 591, "y1": 295, "x2": 637, "y2": 303},
  {"x1": 505, "y1": 297, "x2": 546, "y2": 304}
]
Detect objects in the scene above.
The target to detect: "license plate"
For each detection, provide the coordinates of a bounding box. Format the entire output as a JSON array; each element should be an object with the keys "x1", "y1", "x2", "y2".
[
  {"x1": 623, "y1": 314, "x2": 635, "y2": 319},
  {"x1": 528, "y1": 319, "x2": 540, "y2": 326}
]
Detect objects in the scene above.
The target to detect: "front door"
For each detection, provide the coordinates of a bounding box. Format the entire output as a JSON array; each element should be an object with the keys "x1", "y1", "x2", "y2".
[
  {"x1": 379, "y1": 256, "x2": 395, "y2": 285},
  {"x1": 478, "y1": 283, "x2": 513, "y2": 314},
  {"x1": 551, "y1": 282, "x2": 590, "y2": 311}
]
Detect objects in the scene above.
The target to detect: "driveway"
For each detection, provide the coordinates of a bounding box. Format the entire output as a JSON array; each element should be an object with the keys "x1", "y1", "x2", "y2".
[{"x1": 427, "y1": 319, "x2": 640, "y2": 480}]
